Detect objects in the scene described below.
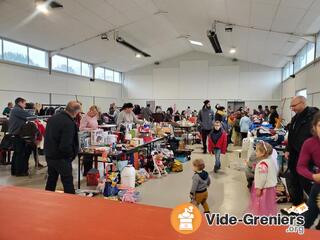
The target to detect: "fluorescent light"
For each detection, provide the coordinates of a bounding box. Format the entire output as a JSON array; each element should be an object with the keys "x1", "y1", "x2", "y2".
[
  {"x1": 189, "y1": 40, "x2": 203, "y2": 46},
  {"x1": 229, "y1": 48, "x2": 236, "y2": 54},
  {"x1": 36, "y1": 2, "x2": 49, "y2": 14},
  {"x1": 135, "y1": 53, "x2": 142, "y2": 58}
]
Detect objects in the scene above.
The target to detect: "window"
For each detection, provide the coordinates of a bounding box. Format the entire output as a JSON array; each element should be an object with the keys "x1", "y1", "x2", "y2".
[
  {"x1": 282, "y1": 61, "x2": 293, "y2": 80},
  {"x1": 67, "y1": 58, "x2": 81, "y2": 75},
  {"x1": 105, "y1": 69, "x2": 114, "y2": 81},
  {"x1": 306, "y1": 42, "x2": 315, "y2": 64},
  {"x1": 81, "y1": 62, "x2": 92, "y2": 77},
  {"x1": 0, "y1": 39, "x2": 2, "y2": 59},
  {"x1": 95, "y1": 67, "x2": 105, "y2": 80},
  {"x1": 52, "y1": 55, "x2": 68, "y2": 72},
  {"x1": 3, "y1": 40, "x2": 28, "y2": 64},
  {"x1": 316, "y1": 32, "x2": 320, "y2": 58},
  {"x1": 294, "y1": 46, "x2": 307, "y2": 73},
  {"x1": 114, "y1": 71, "x2": 121, "y2": 83},
  {"x1": 29, "y1": 47, "x2": 48, "y2": 68},
  {"x1": 296, "y1": 89, "x2": 307, "y2": 98}
]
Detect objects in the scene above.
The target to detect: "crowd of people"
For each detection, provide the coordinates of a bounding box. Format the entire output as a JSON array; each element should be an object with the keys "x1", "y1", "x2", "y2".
[{"x1": 1, "y1": 96, "x2": 320, "y2": 229}]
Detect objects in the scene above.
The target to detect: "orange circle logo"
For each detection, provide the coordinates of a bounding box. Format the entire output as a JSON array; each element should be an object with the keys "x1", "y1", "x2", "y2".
[{"x1": 170, "y1": 203, "x2": 202, "y2": 234}]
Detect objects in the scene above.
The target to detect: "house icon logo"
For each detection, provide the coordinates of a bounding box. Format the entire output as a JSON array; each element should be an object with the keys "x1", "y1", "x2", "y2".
[{"x1": 170, "y1": 203, "x2": 202, "y2": 234}]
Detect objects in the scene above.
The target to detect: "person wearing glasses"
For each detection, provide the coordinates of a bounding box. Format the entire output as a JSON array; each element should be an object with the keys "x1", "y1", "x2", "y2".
[{"x1": 281, "y1": 96, "x2": 319, "y2": 215}]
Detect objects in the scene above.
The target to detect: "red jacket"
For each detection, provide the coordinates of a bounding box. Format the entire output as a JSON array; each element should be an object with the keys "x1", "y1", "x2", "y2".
[{"x1": 207, "y1": 131, "x2": 228, "y2": 154}]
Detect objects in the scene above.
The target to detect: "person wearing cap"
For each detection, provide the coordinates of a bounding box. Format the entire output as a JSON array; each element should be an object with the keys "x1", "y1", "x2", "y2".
[
  {"x1": 198, "y1": 100, "x2": 215, "y2": 154},
  {"x1": 117, "y1": 103, "x2": 144, "y2": 129}
]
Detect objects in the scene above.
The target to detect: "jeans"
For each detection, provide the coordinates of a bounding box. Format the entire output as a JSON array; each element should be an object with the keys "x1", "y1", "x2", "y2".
[
  {"x1": 214, "y1": 148, "x2": 221, "y2": 169},
  {"x1": 303, "y1": 184, "x2": 320, "y2": 228},
  {"x1": 45, "y1": 158, "x2": 75, "y2": 194}
]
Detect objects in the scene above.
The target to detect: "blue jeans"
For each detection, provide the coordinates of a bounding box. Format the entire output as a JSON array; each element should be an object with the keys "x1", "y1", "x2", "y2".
[
  {"x1": 214, "y1": 148, "x2": 221, "y2": 168},
  {"x1": 303, "y1": 183, "x2": 320, "y2": 228}
]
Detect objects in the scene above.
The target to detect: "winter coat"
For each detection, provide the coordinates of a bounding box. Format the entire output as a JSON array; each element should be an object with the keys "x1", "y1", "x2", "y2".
[
  {"x1": 207, "y1": 130, "x2": 228, "y2": 154},
  {"x1": 198, "y1": 108, "x2": 214, "y2": 131}
]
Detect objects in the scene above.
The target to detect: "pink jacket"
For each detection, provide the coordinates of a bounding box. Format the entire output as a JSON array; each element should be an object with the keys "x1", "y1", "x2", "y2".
[{"x1": 79, "y1": 114, "x2": 98, "y2": 131}]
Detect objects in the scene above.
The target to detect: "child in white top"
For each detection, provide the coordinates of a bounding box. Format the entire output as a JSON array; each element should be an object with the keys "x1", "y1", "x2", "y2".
[{"x1": 249, "y1": 141, "x2": 278, "y2": 215}]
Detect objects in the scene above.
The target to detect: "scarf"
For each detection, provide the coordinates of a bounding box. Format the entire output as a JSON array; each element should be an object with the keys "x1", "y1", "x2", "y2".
[{"x1": 210, "y1": 128, "x2": 222, "y2": 144}]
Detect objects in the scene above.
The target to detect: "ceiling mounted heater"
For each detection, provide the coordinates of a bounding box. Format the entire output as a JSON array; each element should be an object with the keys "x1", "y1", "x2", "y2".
[
  {"x1": 116, "y1": 37, "x2": 151, "y2": 57},
  {"x1": 207, "y1": 30, "x2": 222, "y2": 53}
]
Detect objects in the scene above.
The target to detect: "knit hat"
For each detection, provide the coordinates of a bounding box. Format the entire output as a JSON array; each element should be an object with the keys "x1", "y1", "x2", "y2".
[{"x1": 203, "y1": 100, "x2": 210, "y2": 105}]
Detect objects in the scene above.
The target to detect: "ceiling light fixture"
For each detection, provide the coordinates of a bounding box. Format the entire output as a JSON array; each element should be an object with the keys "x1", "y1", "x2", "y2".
[
  {"x1": 229, "y1": 48, "x2": 236, "y2": 54},
  {"x1": 189, "y1": 40, "x2": 203, "y2": 46},
  {"x1": 35, "y1": 0, "x2": 63, "y2": 14},
  {"x1": 36, "y1": 1, "x2": 49, "y2": 14},
  {"x1": 207, "y1": 30, "x2": 222, "y2": 53},
  {"x1": 116, "y1": 37, "x2": 151, "y2": 57},
  {"x1": 135, "y1": 53, "x2": 142, "y2": 58}
]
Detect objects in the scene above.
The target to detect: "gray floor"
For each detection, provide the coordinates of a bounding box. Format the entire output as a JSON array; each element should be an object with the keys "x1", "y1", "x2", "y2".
[{"x1": 0, "y1": 145, "x2": 251, "y2": 217}]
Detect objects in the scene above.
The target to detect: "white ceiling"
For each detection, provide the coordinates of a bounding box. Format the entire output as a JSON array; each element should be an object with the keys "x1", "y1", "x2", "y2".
[{"x1": 1, "y1": 0, "x2": 320, "y2": 72}]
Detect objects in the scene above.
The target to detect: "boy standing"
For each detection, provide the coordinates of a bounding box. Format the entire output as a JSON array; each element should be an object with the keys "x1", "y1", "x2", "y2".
[{"x1": 190, "y1": 159, "x2": 211, "y2": 213}]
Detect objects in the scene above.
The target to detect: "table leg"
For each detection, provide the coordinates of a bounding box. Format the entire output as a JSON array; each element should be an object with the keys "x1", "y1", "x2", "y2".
[
  {"x1": 94, "y1": 156, "x2": 98, "y2": 169},
  {"x1": 78, "y1": 155, "x2": 81, "y2": 189}
]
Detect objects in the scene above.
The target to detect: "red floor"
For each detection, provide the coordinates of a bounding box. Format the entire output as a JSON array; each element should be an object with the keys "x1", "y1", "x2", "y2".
[{"x1": 0, "y1": 186, "x2": 318, "y2": 240}]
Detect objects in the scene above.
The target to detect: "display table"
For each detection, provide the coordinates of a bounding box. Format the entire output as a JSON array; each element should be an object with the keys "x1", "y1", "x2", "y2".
[
  {"x1": 98, "y1": 124, "x2": 117, "y2": 131},
  {"x1": 0, "y1": 186, "x2": 318, "y2": 240},
  {"x1": 77, "y1": 137, "x2": 168, "y2": 188},
  {"x1": 172, "y1": 125, "x2": 196, "y2": 144}
]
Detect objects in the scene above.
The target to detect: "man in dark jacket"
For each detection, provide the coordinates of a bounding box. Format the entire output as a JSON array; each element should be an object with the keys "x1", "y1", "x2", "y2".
[
  {"x1": 44, "y1": 101, "x2": 81, "y2": 194},
  {"x1": 198, "y1": 100, "x2": 215, "y2": 154},
  {"x1": 282, "y1": 96, "x2": 319, "y2": 214}
]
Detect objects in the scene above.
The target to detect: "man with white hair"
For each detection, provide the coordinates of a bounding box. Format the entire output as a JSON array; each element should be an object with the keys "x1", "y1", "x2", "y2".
[
  {"x1": 44, "y1": 101, "x2": 81, "y2": 194},
  {"x1": 282, "y1": 96, "x2": 319, "y2": 215}
]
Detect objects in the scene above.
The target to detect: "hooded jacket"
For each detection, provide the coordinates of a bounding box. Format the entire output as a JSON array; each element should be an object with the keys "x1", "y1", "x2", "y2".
[
  {"x1": 190, "y1": 170, "x2": 211, "y2": 195},
  {"x1": 207, "y1": 129, "x2": 228, "y2": 154},
  {"x1": 198, "y1": 107, "x2": 215, "y2": 131}
]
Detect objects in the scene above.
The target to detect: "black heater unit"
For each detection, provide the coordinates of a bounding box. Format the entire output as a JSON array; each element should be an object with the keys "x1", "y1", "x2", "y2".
[
  {"x1": 207, "y1": 30, "x2": 223, "y2": 53},
  {"x1": 116, "y1": 37, "x2": 151, "y2": 57}
]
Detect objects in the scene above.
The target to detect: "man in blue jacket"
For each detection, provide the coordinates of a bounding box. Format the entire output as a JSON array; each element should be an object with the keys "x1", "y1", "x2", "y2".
[
  {"x1": 44, "y1": 101, "x2": 81, "y2": 194},
  {"x1": 198, "y1": 100, "x2": 215, "y2": 154}
]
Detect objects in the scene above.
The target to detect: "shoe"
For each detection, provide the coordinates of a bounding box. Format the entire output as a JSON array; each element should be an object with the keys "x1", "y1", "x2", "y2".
[
  {"x1": 203, "y1": 151, "x2": 207, "y2": 154},
  {"x1": 280, "y1": 206, "x2": 298, "y2": 216},
  {"x1": 214, "y1": 166, "x2": 218, "y2": 173}
]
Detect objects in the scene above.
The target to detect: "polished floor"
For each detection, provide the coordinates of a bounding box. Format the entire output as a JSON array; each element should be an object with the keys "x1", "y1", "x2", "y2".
[{"x1": 0, "y1": 145, "x2": 251, "y2": 216}]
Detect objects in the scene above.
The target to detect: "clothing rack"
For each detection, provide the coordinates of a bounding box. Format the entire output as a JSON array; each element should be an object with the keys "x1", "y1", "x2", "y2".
[
  {"x1": 41, "y1": 104, "x2": 66, "y2": 107},
  {"x1": 26, "y1": 115, "x2": 51, "y2": 121}
]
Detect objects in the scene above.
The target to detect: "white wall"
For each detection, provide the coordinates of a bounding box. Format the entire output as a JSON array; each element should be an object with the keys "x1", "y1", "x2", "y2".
[
  {"x1": 123, "y1": 51, "x2": 282, "y2": 112},
  {"x1": 0, "y1": 62, "x2": 122, "y2": 112},
  {"x1": 281, "y1": 60, "x2": 320, "y2": 122}
]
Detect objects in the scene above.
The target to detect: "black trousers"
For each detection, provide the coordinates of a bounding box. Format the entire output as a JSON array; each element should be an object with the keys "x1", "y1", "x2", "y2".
[
  {"x1": 201, "y1": 129, "x2": 211, "y2": 153},
  {"x1": 83, "y1": 155, "x2": 93, "y2": 176},
  {"x1": 241, "y1": 132, "x2": 248, "y2": 140},
  {"x1": 11, "y1": 137, "x2": 32, "y2": 176},
  {"x1": 288, "y1": 166, "x2": 312, "y2": 206},
  {"x1": 304, "y1": 183, "x2": 320, "y2": 228},
  {"x1": 45, "y1": 158, "x2": 75, "y2": 194}
]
